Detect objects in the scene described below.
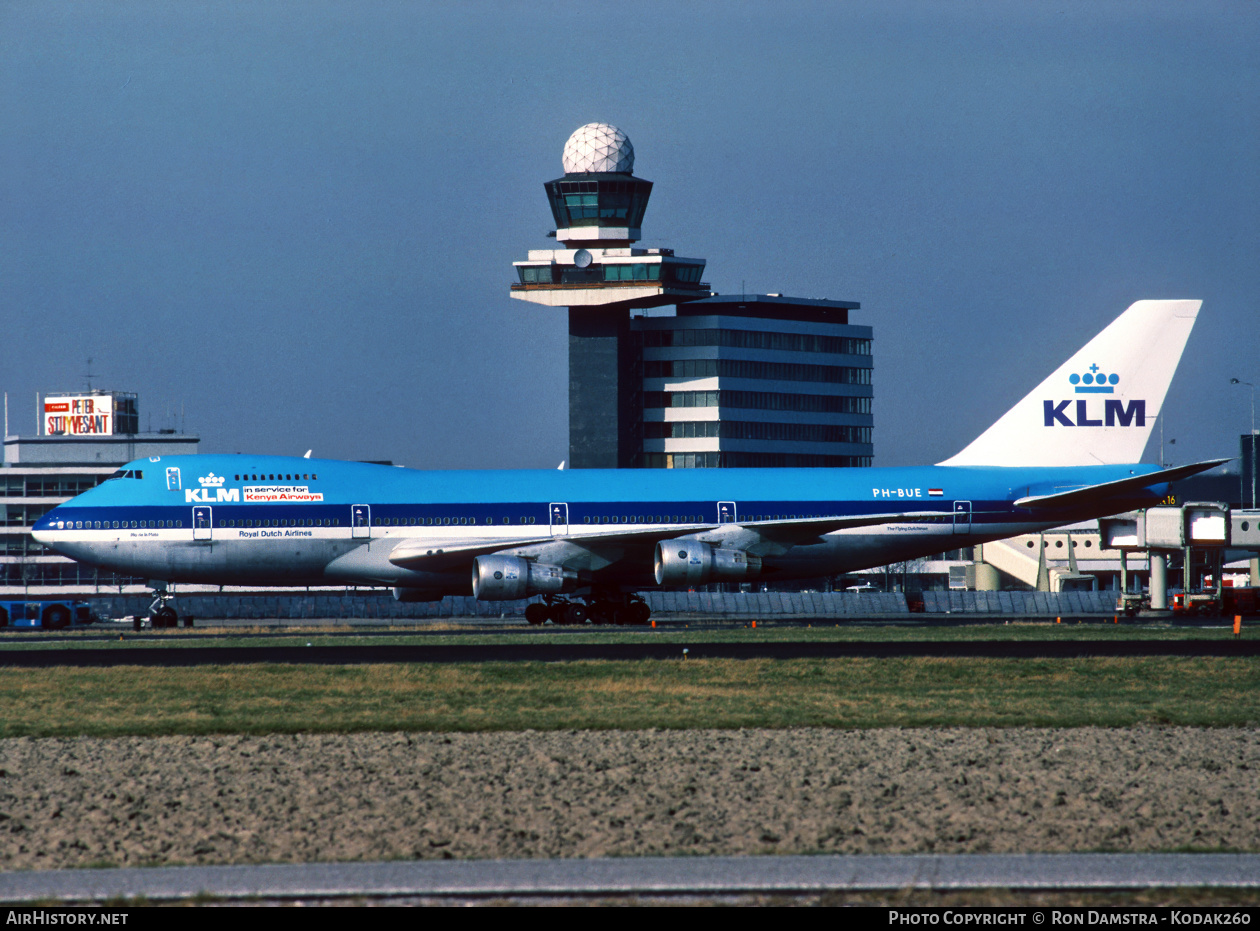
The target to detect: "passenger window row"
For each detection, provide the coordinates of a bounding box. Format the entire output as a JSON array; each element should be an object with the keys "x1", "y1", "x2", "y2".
[
  {"x1": 220, "y1": 518, "x2": 337, "y2": 527},
  {"x1": 65, "y1": 519, "x2": 182, "y2": 529},
  {"x1": 584, "y1": 515, "x2": 702, "y2": 524},
  {"x1": 372, "y1": 516, "x2": 538, "y2": 526},
  {"x1": 233, "y1": 473, "x2": 318, "y2": 481}
]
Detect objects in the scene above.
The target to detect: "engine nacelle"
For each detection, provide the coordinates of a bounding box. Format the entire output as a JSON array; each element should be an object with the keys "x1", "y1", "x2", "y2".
[
  {"x1": 471, "y1": 555, "x2": 575, "y2": 600},
  {"x1": 653, "y1": 541, "x2": 762, "y2": 586},
  {"x1": 392, "y1": 587, "x2": 446, "y2": 603}
]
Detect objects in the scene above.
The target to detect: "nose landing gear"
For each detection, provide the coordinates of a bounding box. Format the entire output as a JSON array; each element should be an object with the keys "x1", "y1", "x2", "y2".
[{"x1": 143, "y1": 586, "x2": 190, "y2": 630}]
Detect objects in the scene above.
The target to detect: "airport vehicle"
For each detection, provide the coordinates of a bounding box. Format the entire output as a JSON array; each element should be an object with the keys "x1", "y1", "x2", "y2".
[
  {"x1": 1116, "y1": 591, "x2": 1148, "y2": 617},
  {"x1": 32, "y1": 300, "x2": 1222, "y2": 626},
  {"x1": 0, "y1": 599, "x2": 97, "y2": 629},
  {"x1": 1172, "y1": 586, "x2": 1260, "y2": 618}
]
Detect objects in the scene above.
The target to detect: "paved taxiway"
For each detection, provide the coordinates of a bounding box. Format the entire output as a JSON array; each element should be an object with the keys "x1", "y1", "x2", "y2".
[
  {"x1": 2, "y1": 854, "x2": 1258, "y2": 903},
  {"x1": 0, "y1": 638, "x2": 1255, "y2": 666}
]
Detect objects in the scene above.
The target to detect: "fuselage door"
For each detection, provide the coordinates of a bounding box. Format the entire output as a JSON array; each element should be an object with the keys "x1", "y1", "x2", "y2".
[
  {"x1": 717, "y1": 501, "x2": 737, "y2": 524},
  {"x1": 550, "y1": 502, "x2": 569, "y2": 536},
  {"x1": 953, "y1": 500, "x2": 972, "y2": 535},
  {"x1": 166, "y1": 467, "x2": 181, "y2": 491},
  {"x1": 351, "y1": 504, "x2": 371, "y2": 539},
  {"x1": 192, "y1": 506, "x2": 212, "y2": 541}
]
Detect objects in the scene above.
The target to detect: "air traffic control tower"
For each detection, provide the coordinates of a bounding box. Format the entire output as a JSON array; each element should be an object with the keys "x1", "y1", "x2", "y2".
[
  {"x1": 512, "y1": 124, "x2": 874, "y2": 471},
  {"x1": 510, "y1": 123, "x2": 711, "y2": 468}
]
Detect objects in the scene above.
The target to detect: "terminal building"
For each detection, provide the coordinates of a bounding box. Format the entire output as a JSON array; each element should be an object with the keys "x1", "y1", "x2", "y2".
[
  {"x1": 2, "y1": 390, "x2": 198, "y2": 596},
  {"x1": 511, "y1": 123, "x2": 873, "y2": 469}
]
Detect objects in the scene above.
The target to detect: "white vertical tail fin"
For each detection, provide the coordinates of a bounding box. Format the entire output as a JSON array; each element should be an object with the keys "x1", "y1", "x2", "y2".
[{"x1": 938, "y1": 299, "x2": 1201, "y2": 467}]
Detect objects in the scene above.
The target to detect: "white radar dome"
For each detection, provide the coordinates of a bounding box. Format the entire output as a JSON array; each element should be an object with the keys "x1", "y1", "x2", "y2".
[{"x1": 562, "y1": 123, "x2": 634, "y2": 174}]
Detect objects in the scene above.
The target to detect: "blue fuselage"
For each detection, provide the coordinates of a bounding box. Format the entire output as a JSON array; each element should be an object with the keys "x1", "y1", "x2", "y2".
[{"x1": 32, "y1": 454, "x2": 1166, "y2": 592}]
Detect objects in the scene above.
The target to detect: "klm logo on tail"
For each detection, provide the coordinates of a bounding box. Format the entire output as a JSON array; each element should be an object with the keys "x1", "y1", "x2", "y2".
[
  {"x1": 938, "y1": 300, "x2": 1200, "y2": 468},
  {"x1": 1044, "y1": 365, "x2": 1144, "y2": 427}
]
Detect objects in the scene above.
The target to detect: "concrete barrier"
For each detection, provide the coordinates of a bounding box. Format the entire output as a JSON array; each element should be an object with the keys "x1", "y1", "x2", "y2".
[{"x1": 85, "y1": 588, "x2": 1119, "y2": 621}]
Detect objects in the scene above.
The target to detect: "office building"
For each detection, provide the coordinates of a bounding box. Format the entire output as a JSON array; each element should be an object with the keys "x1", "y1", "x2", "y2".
[
  {"x1": 2, "y1": 390, "x2": 198, "y2": 595},
  {"x1": 636, "y1": 295, "x2": 873, "y2": 468}
]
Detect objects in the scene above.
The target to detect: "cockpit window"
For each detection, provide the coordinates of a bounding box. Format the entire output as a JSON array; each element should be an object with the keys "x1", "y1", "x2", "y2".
[{"x1": 106, "y1": 469, "x2": 145, "y2": 481}]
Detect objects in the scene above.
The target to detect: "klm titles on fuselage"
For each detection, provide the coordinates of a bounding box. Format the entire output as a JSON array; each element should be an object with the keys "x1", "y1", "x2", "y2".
[
  {"x1": 184, "y1": 471, "x2": 325, "y2": 504},
  {"x1": 185, "y1": 487, "x2": 240, "y2": 503}
]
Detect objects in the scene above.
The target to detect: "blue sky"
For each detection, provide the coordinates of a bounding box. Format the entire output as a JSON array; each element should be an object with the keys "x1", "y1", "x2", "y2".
[{"x1": 3, "y1": 1, "x2": 1256, "y2": 469}]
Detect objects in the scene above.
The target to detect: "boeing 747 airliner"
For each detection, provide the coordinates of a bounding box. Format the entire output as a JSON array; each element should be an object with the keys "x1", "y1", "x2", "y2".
[{"x1": 33, "y1": 300, "x2": 1222, "y2": 626}]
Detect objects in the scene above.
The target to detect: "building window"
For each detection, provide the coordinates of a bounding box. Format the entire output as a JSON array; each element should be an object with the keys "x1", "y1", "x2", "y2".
[
  {"x1": 643, "y1": 359, "x2": 872, "y2": 385},
  {"x1": 640, "y1": 328, "x2": 870, "y2": 356},
  {"x1": 643, "y1": 390, "x2": 872, "y2": 415},
  {"x1": 644, "y1": 421, "x2": 871, "y2": 444}
]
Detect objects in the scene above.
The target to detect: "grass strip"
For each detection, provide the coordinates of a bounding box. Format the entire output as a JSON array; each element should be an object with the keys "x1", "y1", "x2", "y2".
[{"x1": 0, "y1": 656, "x2": 1255, "y2": 738}]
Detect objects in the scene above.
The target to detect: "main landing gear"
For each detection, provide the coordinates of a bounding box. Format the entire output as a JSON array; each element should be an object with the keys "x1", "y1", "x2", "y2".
[{"x1": 524, "y1": 592, "x2": 651, "y2": 627}]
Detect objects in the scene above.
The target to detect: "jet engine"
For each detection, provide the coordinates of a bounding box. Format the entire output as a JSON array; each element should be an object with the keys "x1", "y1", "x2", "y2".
[
  {"x1": 471, "y1": 555, "x2": 576, "y2": 600},
  {"x1": 653, "y1": 541, "x2": 762, "y2": 586}
]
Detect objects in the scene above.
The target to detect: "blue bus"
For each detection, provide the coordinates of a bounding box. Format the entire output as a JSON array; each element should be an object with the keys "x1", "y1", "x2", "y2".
[{"x1": 0, "y1": 600, "x2": 97, "y2": 629}]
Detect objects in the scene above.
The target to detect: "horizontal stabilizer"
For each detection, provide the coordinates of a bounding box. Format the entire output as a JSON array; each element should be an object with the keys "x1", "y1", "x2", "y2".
[{"x1": 1014, "y1": 458, "x2": 1230, "y2": 510}]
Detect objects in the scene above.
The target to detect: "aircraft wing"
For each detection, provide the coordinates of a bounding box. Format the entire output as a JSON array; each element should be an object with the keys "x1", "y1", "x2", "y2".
[
  {"x1": 387, "y1": 525, "x2": 715, "y2": 570},
  {"x1": 388, "y1": 534, "x2": 564, "y2": 569},
  {"x1": 386, "y1": 510, "x2": 944, "y2": 569},
  {"x1": 1013, "y1": 458, "x2": 1230, "y2": 510},
  {"x1": 720, "y1": 511, "x2": 944, "y2": 548}
]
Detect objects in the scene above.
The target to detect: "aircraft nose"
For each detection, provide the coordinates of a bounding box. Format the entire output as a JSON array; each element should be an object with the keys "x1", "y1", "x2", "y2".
[{"x1": 30, "y1": 508, "x2": 62, "y2": 545}]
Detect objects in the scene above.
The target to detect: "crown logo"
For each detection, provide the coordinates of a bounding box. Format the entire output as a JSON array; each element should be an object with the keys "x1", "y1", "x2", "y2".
[
  {"x1": 198, "y1": 472, "x2": 226, "y2": 487},
  {"x1": 1069, "y1": 363, "x2": 1118, "y2": 394}
]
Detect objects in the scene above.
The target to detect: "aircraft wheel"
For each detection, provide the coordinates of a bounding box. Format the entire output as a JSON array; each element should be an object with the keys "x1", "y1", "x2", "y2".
[
  {"x1": 42, "y1": 606, "x2": 71, "y2": 630},
  {"x1": 133, "y1": 615, "x2": 143, "y2": 632},
  {"x1": 525, "y1": 603, "x2": 549, "y2": 626},
  {"x1": 628, "y1": 602, "x2": 651, "y2": 626},
  {"x1": 156, "y1": 606, "x2": 177, "y2": 629},
  {"x1": 563, "y1": 603, "x2": 588, "y2": 625}
]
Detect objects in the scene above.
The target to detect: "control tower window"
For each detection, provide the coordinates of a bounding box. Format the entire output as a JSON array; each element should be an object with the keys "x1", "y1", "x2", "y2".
[
  {"x1": 605, "y1": 264, "x2": 661, "y2": 282},
  {"x1": 599, "y1": 194, "x2": 631, "y2": 220},
  {"x1": 545, "y1": 177, "x2": 653, "y2": 229},
  {"x1": 665, "y1": 264, "x2": 704, "y2": 284},
  {"x1": 559, "y1": 267, "x2": 604, "y2": 284},
  {"x1": 564, "y1": 193, "x2": 599, "y2": 220},
  {"x1": 519, "y1": 266, "x2": 556, "y2": 284}
]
